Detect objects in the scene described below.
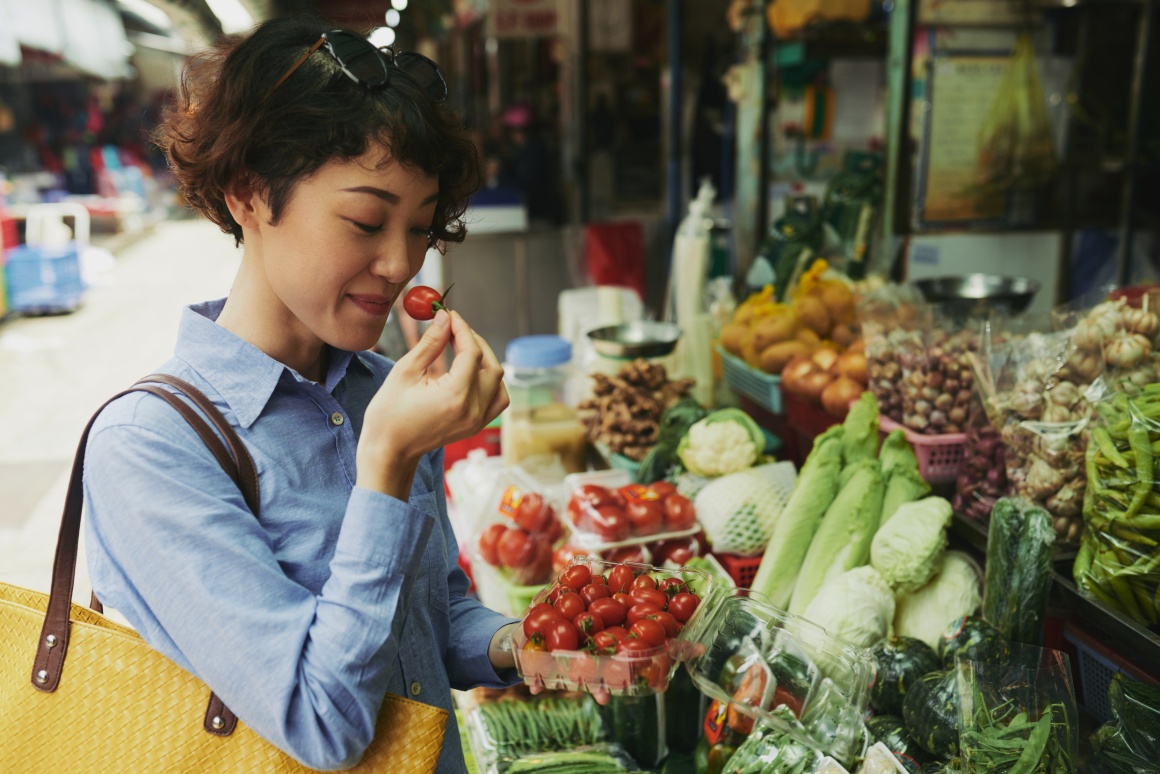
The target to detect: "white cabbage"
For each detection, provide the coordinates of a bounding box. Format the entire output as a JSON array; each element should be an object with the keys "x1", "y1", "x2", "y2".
[
  {"x1": 801, "y1": 565, "x2": 895, "y2": 650},
  {"x1": 870, "y1": 496, "x2": 952, "y2": 593},
  {"x1": 893, "y1": 551, "x2": 983, "y2": 650}
]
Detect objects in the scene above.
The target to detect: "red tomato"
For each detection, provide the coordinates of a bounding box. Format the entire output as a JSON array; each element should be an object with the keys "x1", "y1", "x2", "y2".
[
  {"x1": 626, "y1": 603, "x2": 661, "y2": 626},
  {"x1": 602, "y1": 625, "x2": 630, "y2": 641},
  {"x1": 543, "y1": 619, "x2": 579, "y2": 651},
  {"x1": 648, "y1": 611, "x2": 682, "y2": 638},
  {"x1": 567, "y1": 653, "x2": 601, "y2": 684},
  {"x1": 496, "y1": 528, "x2": 534, "y2": 568},
  {"x1": 602, "y1": 657, "x2": 633, "y2": 691},
  {"x1": 541, "y1": 512, "x2": 563, "y2": 544},
  {"x1": 579, "y1": 582, "x2": 612, "y2": 607},
  {"x1": 553, "y1": 591, "x2": 586, "y2": 621},
  {"x1": 552, "y1": 545, "x2": 582, "y2": 575},
  {"x1": 477, "y1": 523, "x2": 508, "y2": 566},
  {"x1": 574, "y1": 484, "x2": 619, "y2": 509},
  {"x1": 652, "y1": 538, "x2": 699, "y2": 568},
  {"x1": 592, "y1": 630, "x2": 619, "y2": 655},
  {"x1": 647, "y1": 481, "x2": 678, "y2": 500},
  {"x1": 607, "y1": 565, "x2": 636, "y2": 594},
  {"x1": 513, "y1": 492, "x2": 551, "y2": 533},
  {"x1": 612, "y1": 592, "x2": 633, "y2": 607},
  {"x1": 590, "y1": 574, "x2": 608, "y2": 585},
  {"x1": 402, "y1": 285, "x2": 450, "y2": 321},
  {"x1": 631, "y1": 574, "x2": 658, "y2": 591},
  {"x1": 629, "y1": 588, "x2": 669, "y2": 610},
  {"x1": 565, "y1": 497, "x2": 588, "y2": 529},
  {"x1": 668, "y1": 592, "x2": 700, "y2": 623},
  {"x1": 573, "y1": 611, "x2": 605, "y2": 643},
  {"x1": 625, "y1": 499, "x2": 663, "y2": 536},
  {"x1": 588, "y1": 598, "x2": 627, "y2": 627},
  {"x1": 591, "y1": 506, "x2": 630, "y2": 542},
  {"x1": 522, "y1": 633, "x2": 547, "y2": 652},
  {"x1": 616, "y1": 637, "x2": 654, "y2": 656},
  {"x1": 522, "y1": 605, "x2": 563, "y2": 638},
  {"x1": 658, "y1": 578, "x2": 688, "y2": 596},
  {"x1": 663, "y1": 494, "x2": 697, "y2": 531},
  {"x1": 630, "y1": 618, "x2": 667, "y2": 647},
  {"x1": 560, "y1": 564, "x2": 591, "y2": 591},
  {"x1": 602, "y1": 545, "x2": 648, "y2": 565}
]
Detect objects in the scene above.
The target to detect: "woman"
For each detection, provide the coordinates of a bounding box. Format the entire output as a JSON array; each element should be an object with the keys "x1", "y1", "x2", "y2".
[{"x1": 83, "y1": 17, "x2": 517, "y2": 772}]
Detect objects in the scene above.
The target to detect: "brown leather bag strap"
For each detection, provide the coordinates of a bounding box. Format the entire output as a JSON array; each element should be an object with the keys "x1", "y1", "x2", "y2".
[{"x1": 31, "y1": 376, "x2": 258, "y2": 738}]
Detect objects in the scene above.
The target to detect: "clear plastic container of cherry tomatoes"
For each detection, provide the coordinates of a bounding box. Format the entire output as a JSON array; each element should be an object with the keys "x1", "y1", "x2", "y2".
[
  {"x1": 679, "y1": 589, "x2": 876, "y2": 767},
  {"x1": 511, "y1": 556, "x2": 711, "y2": 697},
  {"x1": 471, "y1": 467, "x2": 566, "y2": 591},
  {"x1": 563, "y1": 470, "x2": 701, "y2": 550}
]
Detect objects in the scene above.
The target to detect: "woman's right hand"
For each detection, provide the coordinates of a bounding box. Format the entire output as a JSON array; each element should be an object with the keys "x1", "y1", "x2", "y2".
[{"x1": 356, "y1": 310, "x2": 507, "y2": 499}]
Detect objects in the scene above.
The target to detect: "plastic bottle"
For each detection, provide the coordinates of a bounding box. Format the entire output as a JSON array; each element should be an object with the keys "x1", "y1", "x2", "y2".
[{"x1": 499, "y1": 335, "x2": 587, "y2": 473}]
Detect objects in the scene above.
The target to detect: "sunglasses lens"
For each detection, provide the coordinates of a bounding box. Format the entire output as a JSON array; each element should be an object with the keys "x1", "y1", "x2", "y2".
[
  {"x1": 395, "y1": 52, "x2": 448, "y2": 103},
  {"x1": 328, "y1": 32, "x2": 388, "y2": 86}
]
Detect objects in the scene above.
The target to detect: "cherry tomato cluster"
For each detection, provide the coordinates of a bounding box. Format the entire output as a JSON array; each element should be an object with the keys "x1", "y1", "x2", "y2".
[
  {"x1": 551, "y1": 534, "x2": 703, "y2": 577},
  {"x1": 567, "y1": 481, "x2": 697, "y2": 543},
  {"x1": 477, "y1": 489, "x2": 563, "y2": 586},
  {"x1": 516, "y1": 561, "x2": 702, "y2": 693}
]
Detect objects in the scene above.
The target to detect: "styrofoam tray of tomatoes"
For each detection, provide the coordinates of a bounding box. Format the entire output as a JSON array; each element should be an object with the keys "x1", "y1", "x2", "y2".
[
  {"x1": 563, "y1": 470, "x2": 700, "y2": 550},
  {"x1": 511, "y1": 556, "x2": 710, "y2": 697}
]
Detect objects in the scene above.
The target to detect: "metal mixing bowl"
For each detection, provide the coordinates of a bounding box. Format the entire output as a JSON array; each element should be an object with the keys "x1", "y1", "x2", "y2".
[
  {"x1": 912, "y1": 274, "x2": 1041, "y2": 315},
  {"x1": 587, "y1": 321, "x2": 682, "y2": 359}
]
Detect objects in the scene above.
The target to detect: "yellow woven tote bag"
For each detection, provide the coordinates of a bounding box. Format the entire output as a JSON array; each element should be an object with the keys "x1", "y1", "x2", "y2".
[{"x1": 0, "y1": 375, "x2": 447, "y2": 773}]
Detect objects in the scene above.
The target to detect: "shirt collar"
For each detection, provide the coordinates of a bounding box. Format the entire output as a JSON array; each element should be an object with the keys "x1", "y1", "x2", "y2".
[{"x1": 174, "y1": 299, "x2": 365, "y2": 428}]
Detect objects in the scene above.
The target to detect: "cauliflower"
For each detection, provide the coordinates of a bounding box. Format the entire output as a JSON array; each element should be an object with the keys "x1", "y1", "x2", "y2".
[
  {"x1": 677, "y1": 408, "x2": 763, "y2": 476},
  {"x1": 870, "y1": 496, "x2": 952, "y2": 593}
]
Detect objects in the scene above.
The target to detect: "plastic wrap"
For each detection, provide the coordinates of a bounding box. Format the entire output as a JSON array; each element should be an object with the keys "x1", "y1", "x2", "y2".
[
  {"x1": 983, "y1": 497, "x2": 1055, "y2": 646},
  {"x1": 1089, "y1": 673, "x2": 1160, "y2": 774},
  {"x1": 954, "y1": 643, "x2": 1078, "y2": 774},
  {"x1": 952, "y1": 396, "x2": 1009, "y2": 523},
  {"x1": 562, "y1": 470, "x2": 701, "y2": 549},
  {"x1": 1074, "y1": 388, "x2": 1160, "y2": 629},
  {"x1": 472, "y1": 467, "x2": 566, "y2": 591}
]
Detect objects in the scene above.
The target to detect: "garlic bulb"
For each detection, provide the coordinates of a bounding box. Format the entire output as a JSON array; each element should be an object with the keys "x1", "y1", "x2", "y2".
[
  {"x1": 1104, "y1": 331, "x2": 1152, "y2": 369},
  {"x1": 1122, "y1": 307, "x2": 1160, "y2": 338}
]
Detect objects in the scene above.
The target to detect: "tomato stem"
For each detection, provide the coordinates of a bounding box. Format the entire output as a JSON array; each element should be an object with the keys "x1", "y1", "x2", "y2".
[{"x1": 432, "y1": 283, "x2": 454, "y2": 314}]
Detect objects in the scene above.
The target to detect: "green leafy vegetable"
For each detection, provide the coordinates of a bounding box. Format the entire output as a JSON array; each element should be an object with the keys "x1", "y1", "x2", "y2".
[
  {"x1": 871, "y1": 497, "x2": 952, "y2": 593},
  {"x1": 983, "y1": 497, "x2": 1055, "y2": 646},
  {"x1": 842, "y1": 392, "x2": 881, "y2": 466}
]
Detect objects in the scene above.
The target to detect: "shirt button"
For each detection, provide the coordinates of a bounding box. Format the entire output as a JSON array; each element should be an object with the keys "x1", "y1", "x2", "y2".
[
  {"x1": 410, "y1": 681, "x2": 421, "y2": 696},
  {"x1": 330, "y1": 412, "x2": 344, "y2": 426}
]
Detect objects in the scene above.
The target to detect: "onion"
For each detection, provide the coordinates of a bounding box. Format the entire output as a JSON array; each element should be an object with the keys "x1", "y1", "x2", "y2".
[
  {"x1": 821, "y1": 376, "x2": 864, "y2": 417},
  {"x1": 812, "y1": 348, "x2": 840, "y2": 373},
  {"x1": 835, "y1": 351, "x2": 868, "y2": 384},
  {"x1": 798, "y1": 371, "x2": 834, "y2": 404},
  {"x1": 782, "y1": 355, "x2": 819, "y2": 391}
]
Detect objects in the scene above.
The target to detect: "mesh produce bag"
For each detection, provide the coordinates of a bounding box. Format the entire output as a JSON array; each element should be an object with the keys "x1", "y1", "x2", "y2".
[{"x1": 693, "y1": 461, "x2": 797, "y2": 556}]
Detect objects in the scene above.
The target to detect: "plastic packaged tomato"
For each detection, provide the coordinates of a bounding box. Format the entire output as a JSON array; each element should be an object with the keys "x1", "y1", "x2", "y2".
[
  {"x1": 471, "y1": 467, "x2": 566, "y2": 595},
  {"x1": 563, "y1": 470, "x2": 701, "y2": 550}
]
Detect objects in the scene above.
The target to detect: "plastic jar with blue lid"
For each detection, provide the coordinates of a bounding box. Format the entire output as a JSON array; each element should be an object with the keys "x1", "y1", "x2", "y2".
[{"x1": 501, "y1": 335, "x2": 587, "y2": 473}]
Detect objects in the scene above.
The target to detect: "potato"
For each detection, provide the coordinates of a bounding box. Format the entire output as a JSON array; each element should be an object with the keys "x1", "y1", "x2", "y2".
[
  {"x1": 734, "y1": 304, "x2": 755, "y2": 326},
  {"x1": 752, "y1": 313, "x2": 797, "y2": 352},
  {"x1": 793, "y1": 293, "x2": 831, "y2": 337},
  {"x1": 830, "y1": 322, "x2": 858, "y2": 348},
  {"x1": 759, "y1": 340, "x2": 812, "y2": 374},
  {"x1": 820, "y1": 283, "x2": 856, "y2": 324},
  {"x1": 795, "y1": 326, "x2": 821, "y2": 347},
  {"x1": 741, "y1": 328, "x2": 763, "y2": 368},
  {"x1": 720, "y1": 322, "x2": 748, "y2": 356}
]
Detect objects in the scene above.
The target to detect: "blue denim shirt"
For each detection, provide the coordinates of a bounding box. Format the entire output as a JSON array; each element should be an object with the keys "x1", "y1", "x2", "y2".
[{"x1": 83, "y1": 299, "x2": 518, "y2": 772}]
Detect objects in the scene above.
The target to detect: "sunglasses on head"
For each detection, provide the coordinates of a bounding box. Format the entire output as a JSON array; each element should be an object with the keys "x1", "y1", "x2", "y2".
[{"x1": 263, "y1": 30, "x2": 448, "y2": 105}]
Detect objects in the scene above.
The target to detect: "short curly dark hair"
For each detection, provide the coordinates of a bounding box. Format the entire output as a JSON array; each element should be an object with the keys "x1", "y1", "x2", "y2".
[{"x1": 155, "y1": 16, "x2": 482, "y2": 249}]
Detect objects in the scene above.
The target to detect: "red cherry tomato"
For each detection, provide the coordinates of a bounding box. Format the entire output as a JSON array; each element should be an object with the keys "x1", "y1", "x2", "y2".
[
  {"x1": 616, "y1": 637, "x2": 654, "y2": 656},
  {"x1": 588, "y1": 598, "x2": 627, "y2": 627},
  {"x1": 560, "y1": 564, "x2": 592, "y2": 591},
  {"x1": 624, "y1": 499, "x2": 663, "y2": 536},
  {"x1": 477, "y1": 523, "x2": 508, "y2": 566},
  {"x1": 522, "y1": 633, "x2": 548, "y2": 652},
  {"x1": 541, "y1": 512, "x2": 563, "y2": 544},
  {"x1": 513, "y1": 492, "x2": 552, "y2": 533},
  {"x1": 553, "y1": 591, "x2": 586, "y2": 621},
  {"x1": 607, "y1": 565, "x2": 636, "y2": 594},
  {"x1": 629, "y1": 588, "x2": 669, "y2": 610},
  {"x1": 647, "y1": 481, "x2": 678, "y2": 500},
  {"x1": 573, "y1": 611, "x2": 605, "y2": 643},
  {"x1": 592, "y1": 506, "x2": 630, "y2": 542},
  {"x1": 522, "y1": 605, "x2": 563, "y2": 638},
  {"x1": 543, "y1": 618, "x2": 579, "y2": 651},
  {"x1": 574, "y1": 484, "x2": 619, "y2": 509},
  {"x1": 552, "y1": 545, "x2": 582, "y2": 575},
  {"x1": 567, "y1": 653, "x2": 601, "y2": 684},
  {"x1": 602, "y1": 545, "x2": 648, "y2": 565},
  {"x1": 509, "y1": 534, "x2": 552, "y2": 586},
  {"x1": 590, "y1": 574, "x2": 608, "y2": 585},
  {"x1": 496, "y1": 528, "x2": 534, "y2": 568},
  {"x1": 579, "y1": 582, "x2": 612, "y2": 607},
  {"x1": 658, "y1": 578, "x2": 688, "y2": 596},
  {"x1": 663, "y1": 494, "x2": 697, "y2": 531},
  {"x1": 602, "y1": 656, "x2": 633, "y2": 691},
  {"x1": 602, "y1": 625, "x2": 630, "y2": 641},
  {"x1": 612, "y1": 592, "x2": 633, "y2": 607},
  {"x1": 648, "y1": 611, "x2": 682, "y2": 638},
  {"x1": 402, "y1": 284, "x2": 451, "y2": 321},
  {"x1": 630, "y1": 618, "x2": 667, "y2": 648},
  {"x1": 652, "y1": 538, "x2": 698, "y2": 568},
  {"x1": 592, "y1": 630, "x2": 620, "y2": 655},
  {"x1": 631, "y1": 574, "x2": 658, "y2": 591},
  {"x1": 626, "y1": 603, "x2": 662, "y2": 626},
  {"x1": 668, "y1": 592, "x2": 700, "y2": 623}
]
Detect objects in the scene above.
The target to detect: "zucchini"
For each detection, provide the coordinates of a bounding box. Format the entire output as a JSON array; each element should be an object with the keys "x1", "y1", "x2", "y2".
[
  {"x1": 902, "y1": 670, "x2": 962, "y2": 759},
  {"x1": 937, "y1": 616, "x2": 1008, "y2": 669},
  {"x1": 871, "y1": 637, "x2": 942, "y2": 716},
  {"x1": 865, "y1": 715, "x2": 933, "y2": 771},
  {"x1": 601, "y1": 692, "x2": 666, "y2": 768}
]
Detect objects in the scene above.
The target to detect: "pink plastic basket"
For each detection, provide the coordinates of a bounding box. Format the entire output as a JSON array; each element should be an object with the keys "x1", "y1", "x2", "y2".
[{"x1": 878, "y1": 414, "x2": 966, "y2": 485}]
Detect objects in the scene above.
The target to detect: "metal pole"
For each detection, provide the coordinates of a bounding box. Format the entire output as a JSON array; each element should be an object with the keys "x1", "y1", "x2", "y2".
[
  {"x1": 666, "y1": 0, "x2": 683, "y2": 235},
  {"x1": 1116, "y1": 0, "x2": 1153, "y2": 288},
  {"x1": 578, "y1": 0, "x2": 590, "y2": 224}
]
